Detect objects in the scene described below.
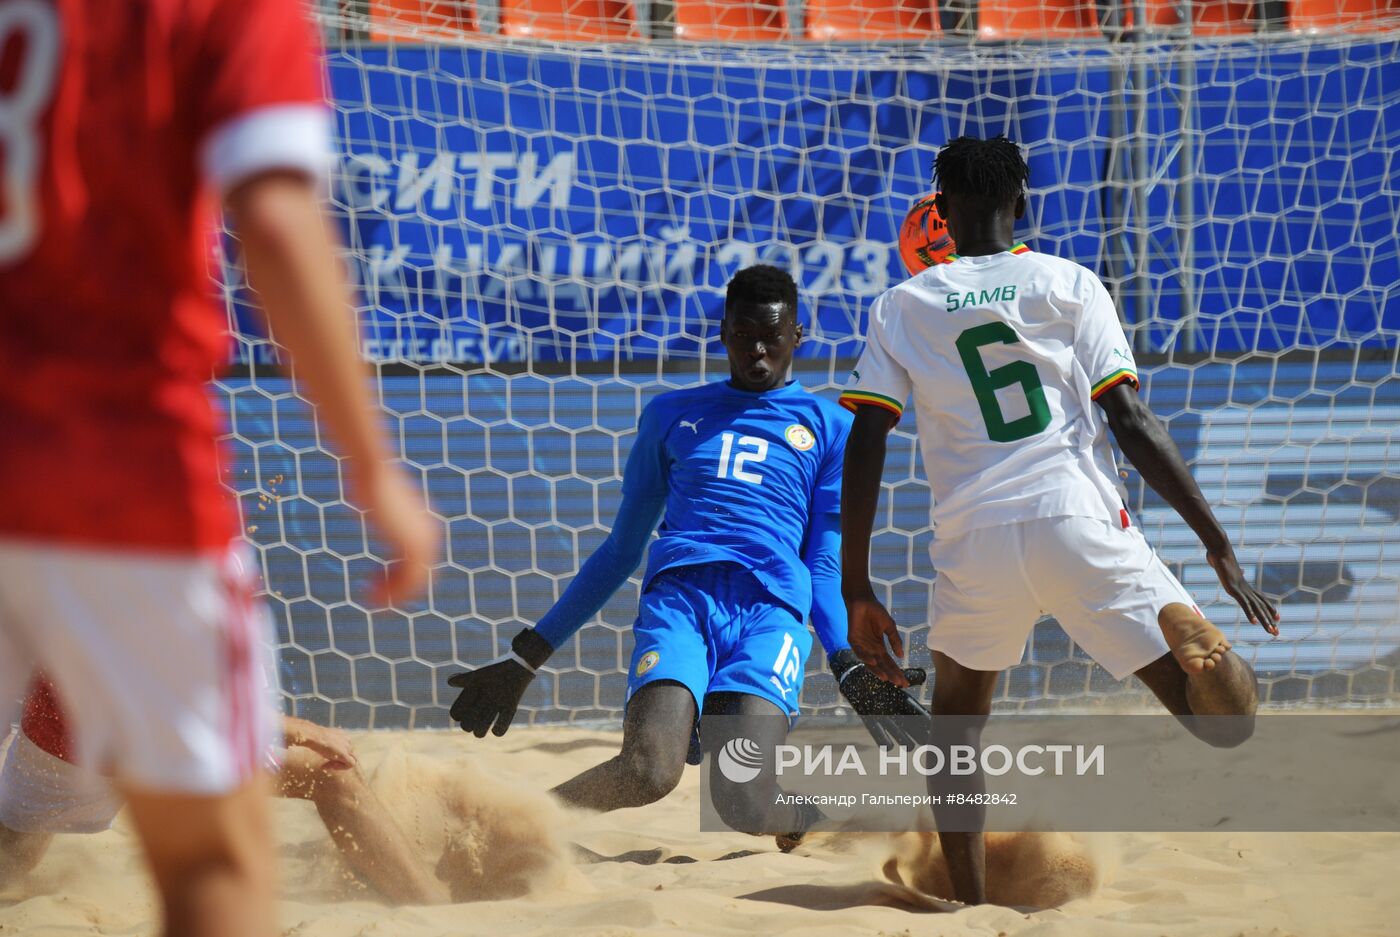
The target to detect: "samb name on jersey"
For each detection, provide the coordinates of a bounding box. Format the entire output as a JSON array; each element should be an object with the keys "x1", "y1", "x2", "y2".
[{"x1": 946, "y1": 283, "x2": 1018, "y2": 311}]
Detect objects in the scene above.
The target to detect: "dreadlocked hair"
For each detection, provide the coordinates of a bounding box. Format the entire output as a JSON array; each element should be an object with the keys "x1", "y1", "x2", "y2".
[{"x1": 933, "y1": 135, "x2": 1029, "y2": 207}]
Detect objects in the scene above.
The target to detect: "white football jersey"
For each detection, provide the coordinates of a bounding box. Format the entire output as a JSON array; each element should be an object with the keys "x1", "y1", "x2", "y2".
[{"x1": 839, "y1": 245, "x2": 1139, "y2": 540}]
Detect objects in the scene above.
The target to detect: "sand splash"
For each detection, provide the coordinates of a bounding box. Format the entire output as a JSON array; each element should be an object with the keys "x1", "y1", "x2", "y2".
[
  {"x1": 881, "y1": 830, "x2": 1114, "y2": 909},
  {"x1": 364, "y1": 746, "x2": 582, "y2": 902}
]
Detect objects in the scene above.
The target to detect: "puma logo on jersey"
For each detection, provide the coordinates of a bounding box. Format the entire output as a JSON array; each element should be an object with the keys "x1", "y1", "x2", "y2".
[
  {"x1": 678, "y1": 418, "x2": 703, "y2": 434},
  {"x1": 1112, "y1": 348, "x2": 1133, "y2": 363}
]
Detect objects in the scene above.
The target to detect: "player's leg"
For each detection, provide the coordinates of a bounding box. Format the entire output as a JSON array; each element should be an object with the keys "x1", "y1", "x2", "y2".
[
  {"x1": 0, "y1": 732, "x2": 52, "y2": 887},
  {"x1": 121, "y1": 778, "x2": 277, "y2": 937},
  {"x1": 0, "y1": 552, "x2": 38, "y2": 776},
  {"x1": 550, "y1": 680, "x2": 697, "y2": 810},
  {"x1": 700, "y1": 690, "x2": 815, "y2": 836},
  {"x1": 928, "y1": 651, "x2": 1000, "y2": 906},
  {"x1": 1152, "y1": 600, "x2": 1232, "y2": 675},
  {"x1": 694, "y1": 566, "x2": 806, "y2": 837},
  {"x1": 922, "y1": 524, "x2": 1041, "y2": 905},
  {"x1": 9, "y1": 543, "x2": 281, "y2": 937},
  {"x1": 0, "y1": 567, "x2": 60, "y2": 887},
  {"x1": 1134, "y1": 602, "x2": 1257, "y2": 721},
  {"x1": 1033, "y1": 517, "x2": 1258, "y2": 747},
  {"x1": 0, "y1": 634, "x2": 45, "y2": 889},
  {"x1": 0, "y1": 721, "x2": 126, "y2": 887},
  {"x1": 552, "y1": 569, "x2": 712, "y2": 811},
  {"x1": 1133, "y1": 608, "x2": 1258, "y2": 749},
  {"x1": 276, "y1": 745, "x2": 448, "y2": 905},
  {"x1": 0, "y1": 629, "x2": 26, "y2": 739},
  {"x1": 0, "y1": 823, "x2": 51, "y2": 887},
  {"x1": 698, "y1": 566, "x2": 826, "y2": 841}
]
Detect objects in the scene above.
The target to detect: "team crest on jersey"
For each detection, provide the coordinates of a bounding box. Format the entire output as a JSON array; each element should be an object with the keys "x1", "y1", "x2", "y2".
[
  {"x1": 784, "y1": 424, "x2": 816, "y2": 451},
  {"x1": 636, "y1": 650, "x2": 661, "y2": 676}
]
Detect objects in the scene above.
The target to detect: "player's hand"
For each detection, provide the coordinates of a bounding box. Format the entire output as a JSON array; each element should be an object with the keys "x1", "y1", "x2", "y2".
[
  {"x1": 845, "y1": 592, "x2": 911, "y2": 686},
  {"x1": 285, "y1": 717, "x2": 358, "y2": 770},
  {"x1": 1207, "y1": 547, "x2": 1280, "y2": 636},
  {"x1": 829, "y1": 649, "x2": 929, "y2": 749},
  {"x1": 446, "y1": 628, "x2": 553, "y2": 738},
  {"x1": 356, "y1": 466, "x2": 438, "y2": 607}
]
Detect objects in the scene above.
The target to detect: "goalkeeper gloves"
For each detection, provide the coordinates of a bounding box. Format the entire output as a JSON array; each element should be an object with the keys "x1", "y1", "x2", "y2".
[
  {"x1": 447, "y1": 628, "x2": 553, "y2": 738},
  {"x1": 829, "y1": 648, "x2": 930, "y2": 750}
]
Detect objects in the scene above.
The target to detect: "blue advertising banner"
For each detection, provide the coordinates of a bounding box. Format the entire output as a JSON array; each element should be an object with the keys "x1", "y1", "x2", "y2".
[{"x1": 227, "y1": 42, "x2": 1399, "y2": 364}]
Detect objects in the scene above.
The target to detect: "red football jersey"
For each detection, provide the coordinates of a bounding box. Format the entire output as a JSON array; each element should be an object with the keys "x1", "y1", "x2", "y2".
[{"x1": 0, "y1": 0, "x2": 327, "y2": 552}]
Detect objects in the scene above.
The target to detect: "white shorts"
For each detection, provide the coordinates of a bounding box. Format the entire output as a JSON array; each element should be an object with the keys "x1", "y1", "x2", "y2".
[
  {"x1": 0, "y1": 729, "x2": 286, "y2": 835},
  {"x1": 0, "y1": 731, "x2": 123, "y2": 834},
  {"x1": 928, "y1": 515, "x2": 1190, "y2": 680},
  {"x1": 0, "y1": 540, "x2": 277, "y2": 795}
]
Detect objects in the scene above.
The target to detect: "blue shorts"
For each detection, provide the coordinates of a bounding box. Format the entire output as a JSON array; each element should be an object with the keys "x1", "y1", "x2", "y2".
[{"x1": 625, "y1": 563, "x2": 811, "y2": 719}]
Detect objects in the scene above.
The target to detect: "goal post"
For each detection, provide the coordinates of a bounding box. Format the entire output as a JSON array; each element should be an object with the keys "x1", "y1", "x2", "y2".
[{"x1": 219, "y1": 4, "x2": 1400, "y2": 726}]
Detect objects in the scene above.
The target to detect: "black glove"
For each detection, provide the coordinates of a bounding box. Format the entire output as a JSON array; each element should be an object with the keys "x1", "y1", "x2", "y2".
[
  {"x1": 829, "y1": 648, "x2": 930, "y2": 749},
  {"x1": 447, "y1": 628, "x2": 553, "y2": 738}
]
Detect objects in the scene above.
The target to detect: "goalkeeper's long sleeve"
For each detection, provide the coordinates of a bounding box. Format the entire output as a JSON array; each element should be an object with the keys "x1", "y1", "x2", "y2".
[
  {"x1": 803, "y1": 510, "x2": 851, "y2": 655},
  {"x1": 531, "y1": 490, "x2": 666, "y2": 650}
]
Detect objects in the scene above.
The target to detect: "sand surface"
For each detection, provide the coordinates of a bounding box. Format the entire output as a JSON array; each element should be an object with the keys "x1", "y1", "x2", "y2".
[{"x1": 2, "y1": 726, "x2": 1397, "y2": 937}]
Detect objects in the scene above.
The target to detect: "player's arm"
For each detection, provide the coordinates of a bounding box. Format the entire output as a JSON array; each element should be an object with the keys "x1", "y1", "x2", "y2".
[
  {"x1": 1097, "y1": 385, "x2": 1278, "y2": 633},
  {"x1": 192, "y1": 0, "x2": 435, "y2": 604},
  {"x1": 282, "y1": 715, "x2": 357, "y2": 770},
  {"x1": 837, "y1": 296, "x2": 916, "y2": 686},
  {"x1": 447, "y1": 405, "x2": 669, "y2": 737},
  {"x1": 227, "y1": 173, "x2": 436, "y2": 605},
  {"x1": 804, "y1": 510, "x2": 851, "y2": 658},
  {"x1": 446, "y1": 490, "x2": 665, "y2": 738},
  {"x1": 803, "y1": 425, "x2": 856, "y2": 659},
  {"x1": 1072, "y1": 269, "x2": 1277, "y2": 634},
  {"x1": 805, "y1": 504, "x2": 928, "y2": 745},
  {"x1": 838, "y1": 405, "x2": 912, "y2": 686}
]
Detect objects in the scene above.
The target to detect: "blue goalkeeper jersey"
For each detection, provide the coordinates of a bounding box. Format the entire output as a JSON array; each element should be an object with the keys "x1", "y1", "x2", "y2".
[{"x1": 624, "y1": 379, "x2": 851, "y2": 617}]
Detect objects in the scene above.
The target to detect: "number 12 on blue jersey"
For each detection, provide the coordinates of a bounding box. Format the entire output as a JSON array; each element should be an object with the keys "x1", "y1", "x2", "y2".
[{"x1": 717, "y1": 432, "x2": 767, "y2": 484}]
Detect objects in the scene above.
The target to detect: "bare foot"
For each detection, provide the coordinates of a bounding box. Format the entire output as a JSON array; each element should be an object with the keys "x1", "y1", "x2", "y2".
[
  {"x1": 775, "y1": 831, "x2": 805, "y2": 853},
  {"x1": 1157, "y1": 603, "x2": 1231, "y2": 675},
  {"x1": 882, "y1": 831, "x2": 1101, "y2": 910}
]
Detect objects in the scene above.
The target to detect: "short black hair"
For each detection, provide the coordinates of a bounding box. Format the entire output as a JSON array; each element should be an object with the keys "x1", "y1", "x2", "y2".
[
  {"x1": 725, "y1": 264, "x2": 798, "y2": 320},
  {"x1": 934, "y1": 135, "x2": 1029, "y2": 207}
]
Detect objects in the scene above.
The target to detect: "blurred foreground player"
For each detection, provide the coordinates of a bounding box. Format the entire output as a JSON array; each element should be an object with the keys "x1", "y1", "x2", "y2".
[
  {"x1": 0, "y1": 3, "x2": 436, "y2": 935},
  {"x1": 0, "y1": 677, "x2": 448, "y2": 905}
]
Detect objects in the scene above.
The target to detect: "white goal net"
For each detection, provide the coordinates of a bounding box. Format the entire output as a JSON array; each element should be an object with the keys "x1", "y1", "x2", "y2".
[{"x1": 218, "y1": 2, "x2": 1400, "y2": 726}]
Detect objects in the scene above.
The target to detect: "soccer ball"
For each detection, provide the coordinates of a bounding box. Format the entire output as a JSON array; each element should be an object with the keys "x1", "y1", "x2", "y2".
[{"x1": 898, "y1": 192, "x2": 955, "y2": 275}]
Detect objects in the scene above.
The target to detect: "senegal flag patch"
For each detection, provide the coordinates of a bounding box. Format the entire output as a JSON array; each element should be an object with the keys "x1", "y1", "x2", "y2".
[{"x1": 784, "y1": 424, "x2": 816, "y2": 451}]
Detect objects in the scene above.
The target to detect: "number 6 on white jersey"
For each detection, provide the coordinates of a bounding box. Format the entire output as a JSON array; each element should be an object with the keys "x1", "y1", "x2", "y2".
[{"x1": 717, "y1": 432, "x2": 767, "y2": 485}]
